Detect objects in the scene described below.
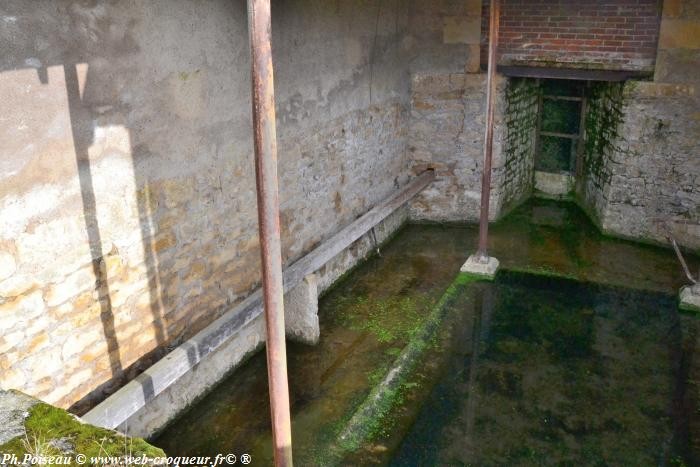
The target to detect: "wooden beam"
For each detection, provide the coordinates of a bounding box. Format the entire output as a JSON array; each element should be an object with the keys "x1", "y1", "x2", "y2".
[
  {"x1": 498, "y1": 65, "x2": 647, "y2": 82},
  {"x1": 542, "y1": 95, "x2": 583, "y2": 102},
  {"x1": 540, "y1": 131, "x2": 580, "y2": 139}
]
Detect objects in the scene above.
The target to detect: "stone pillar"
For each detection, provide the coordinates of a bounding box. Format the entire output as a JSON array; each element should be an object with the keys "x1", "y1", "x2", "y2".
[
  {"x1": 284, "y1": 273, "x2": 320, "y2": 345},
  {"x1": 655, "y1": 0, "x2": 700, "y2": 85}
]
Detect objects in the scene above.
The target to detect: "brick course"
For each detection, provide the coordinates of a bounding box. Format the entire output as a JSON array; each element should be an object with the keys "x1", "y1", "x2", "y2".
[{"x1": 481, "y1": 0, "x2": 663, "y2": 72}]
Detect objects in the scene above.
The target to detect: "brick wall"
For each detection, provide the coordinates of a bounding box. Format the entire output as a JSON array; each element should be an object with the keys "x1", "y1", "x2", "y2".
[{"x1": 481, "y1": 0, "x2": 662, "y2": 72}]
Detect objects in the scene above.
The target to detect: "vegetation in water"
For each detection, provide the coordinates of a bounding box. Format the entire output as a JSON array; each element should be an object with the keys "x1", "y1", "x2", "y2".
[{"x1": 331, "y1": 294, "x2": 433, "y2": 345}]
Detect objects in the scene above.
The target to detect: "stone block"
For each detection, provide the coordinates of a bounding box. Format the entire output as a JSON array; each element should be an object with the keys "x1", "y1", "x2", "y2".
[
  {"x1": 284, "y1": 273, "x2": 320, "y2": 345},
  {"x1": 663, "y1": 0, "x2": 683, "y2": 18},
  {"x1": 460, "y1": 254, "x2": 500, "y2": 279},
  {"x1": 152, "y1": 230, "x2": 177, "y2": 253},
  {"x1": 62, "y1": 329, "x2": 102, "y2": 361},
  {"x1": 0, "y1": 390, "x2": 164, "y2": 461},
  {"x1": 657, "y1": 81, "x2": 696, "y2": 96},
  {"x1": 443, "y1": 16, "x2": 481, "y2": 45},
  {"x1": 654, "y1": 49, "x2": 700, "y2": 84},
  {"x1": 658, "y1": 19, "x2": 700, "y2": 49},
  {"x1": 535, "y1": 171, "x2": 574, "y2": 197},
  {"x1": 1, "y1": 369, "x2": 27, "y2": 391},
  {"x1": 680, "y1": 284, "x2": 700, "y2": 313},
  {"x1": 0, "y1": 389, "x2": 37, "y2": 444},
  {"x1": 0, "y1": 290, "x2": 46, "y2": 332},
  {"x1": 24, "y1": 349, "x2": 62, "y2": 381},
  {"x1": 466, "y1": 44, "x2": 481, "y2": 73},
  {"x1": 45, "y1": 265, "x2": 96, "y2": 307},
  {"x1": 0, "y1": 253, "x2": 16, "y2": 282}
]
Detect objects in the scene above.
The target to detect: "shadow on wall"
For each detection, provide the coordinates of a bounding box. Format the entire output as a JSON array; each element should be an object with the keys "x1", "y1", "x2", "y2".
[
  {"x1": 0, "y1": 0, "x2": 259, "y2": 415},
  {"x1": 1, "y1": 0, "x2": 414, "y2": 415},
  {"x1": 62, "y1": 62, "x2": 167, "y2": 413}
]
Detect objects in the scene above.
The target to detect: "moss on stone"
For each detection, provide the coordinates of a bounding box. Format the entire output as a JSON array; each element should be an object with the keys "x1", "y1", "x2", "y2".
[
  {"x1": 501, "y1": 77, "x2": 540, "y2": 212},
  {"x1": 334, "y1": 294, "x2": 432, "y2": 345},
  {"x1": 0, "y1": 401, "x2": 164, "y2": 464},
  {"x1": 324, "y1": 272, "x2": 480, "y2": 464},
  {"x1": 581, "y1": 81, "x2": 628, "y2": 188},
  {"x1": 503, "y1": 264, "x2": 579, "y2": 282}
]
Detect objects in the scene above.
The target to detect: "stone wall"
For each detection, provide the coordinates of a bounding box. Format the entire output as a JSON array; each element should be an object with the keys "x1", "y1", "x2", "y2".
[
  {"x1": 578, "y1": 0, "x2": 700, "y2": 250},
  {"x1": 407, "y1": 72, "x2": 541, "y2": 222},
  {"x1": 407, "y1": 72, "x2": 507, "y2": 222},
  {"x1": 577, "y1": 81, "x2": 625, "y2": 220},
  {"x1": 405, "y1": 0, "x2": 498, "y2": 222},
  {"x1": 500, "y1": 77, "x2": 539, "y2": 212},
  {"x1": 595, "y1": 81, "x2": 700, "y2": 249},
  {"x1": 0, "y1": 0, "x2": 414, "y2": 413},
  {"x1": 406, "y1": 0, "x2": 483, "y2": 74}
]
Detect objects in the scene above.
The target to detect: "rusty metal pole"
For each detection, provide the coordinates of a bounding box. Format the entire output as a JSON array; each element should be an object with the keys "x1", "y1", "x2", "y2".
[
  {"x1": 246, "y1": 0, "x2": 293, "y2": 465},
  {"x1": 477, "y1": 0, "x2": 500, "y2": 258}
]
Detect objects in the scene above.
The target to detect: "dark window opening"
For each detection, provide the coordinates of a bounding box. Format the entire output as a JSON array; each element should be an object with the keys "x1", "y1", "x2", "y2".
[{"x1": 535, "y1": 79, "x2": 586, "y2": 175}]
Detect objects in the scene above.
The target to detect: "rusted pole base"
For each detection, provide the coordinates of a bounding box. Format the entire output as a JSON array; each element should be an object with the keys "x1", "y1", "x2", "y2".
[
  {"x1": 680, "y1": 284, "x2": 700, "y2": 314},
  {"x1": 460, "y1": 254, "x2": 500, "y2": 280}
]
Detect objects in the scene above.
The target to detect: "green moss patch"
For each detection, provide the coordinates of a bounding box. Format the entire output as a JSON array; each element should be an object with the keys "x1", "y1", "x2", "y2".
[
  {"x1": 322, "y1": 273, "x2": 480, "y2": 464},
  {"x1": 0, "y1": 402, "x2": 164, "y2": 465}
]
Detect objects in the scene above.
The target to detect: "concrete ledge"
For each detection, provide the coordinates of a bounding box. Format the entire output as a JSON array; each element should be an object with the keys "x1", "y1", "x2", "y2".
[
  {"x1": 326, "y1": 273, "x2": 476, "y2": 464},
  {"x1": 534, "y1": 171, "x2": 573, "y2": 198},
  {"x1": 83, "y1": 171, "x2": 435, "y2": 438},
  {"x1": 460, "y1": 254, "x2": 500, "y2": 280},
  {"x1": 0, "y1": 390, "x2": 37, "y2": 445}
]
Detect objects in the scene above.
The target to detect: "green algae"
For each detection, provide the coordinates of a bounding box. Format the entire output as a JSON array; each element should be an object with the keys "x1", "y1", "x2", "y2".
[
  {"x1": 334, "y1": 294, "x2": 432, "y2": 344},
  {"x1": 327, "y1": 273, "x2": 481, "y2": 465},
  {"x1": 581, "y1": 81, "x2": 628, "y2": 189},
  {"x1": 490, "y1": 198, "x2": 698, "y2": 294}
]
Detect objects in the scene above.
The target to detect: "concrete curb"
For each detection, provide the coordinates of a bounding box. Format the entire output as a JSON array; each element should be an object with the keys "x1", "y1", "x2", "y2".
[{"x1": 326, "y1": 272, "x2": 480, "y2": 464}]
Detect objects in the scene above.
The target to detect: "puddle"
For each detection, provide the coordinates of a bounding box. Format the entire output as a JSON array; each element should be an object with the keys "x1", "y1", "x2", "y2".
[{"x1": 153, "y1": 199, "x2": 699, "y2": 465}]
